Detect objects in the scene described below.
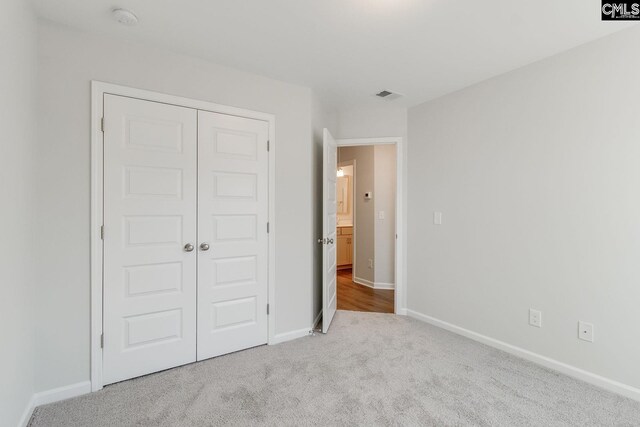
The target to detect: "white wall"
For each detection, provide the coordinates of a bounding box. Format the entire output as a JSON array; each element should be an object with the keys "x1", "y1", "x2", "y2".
[
  {"x1": 36, "y1": 20, "x2": 315, "y2": 392},
  {"x1": 407, "y1": 25, "x2": 640, "y2": 390},
  {"x1": 0, "y1": 0, "x2": 37, "y2": 425},
  {"x1": 335, "y1": 105, "x2": 407, "y2": 140},
  {"x1": 374, "y1": 145, "x2": 396, "y2": 286}
]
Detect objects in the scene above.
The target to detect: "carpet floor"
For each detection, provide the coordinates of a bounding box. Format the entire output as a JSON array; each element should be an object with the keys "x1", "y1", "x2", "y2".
[{"x1": 30, "y1": 311, "x2": 640, "y2": 426}]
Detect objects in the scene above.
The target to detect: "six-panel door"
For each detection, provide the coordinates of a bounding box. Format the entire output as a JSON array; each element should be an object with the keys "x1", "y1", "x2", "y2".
[
  {"x1": 102, "y1": 95, "x2": 270, "y2": 384},
  {"x1": 103, "y1": 95, "x2": 198, "y2": 384},
  {"x1": 196, "y1": 111, "x2": 269, "y2": 360}
]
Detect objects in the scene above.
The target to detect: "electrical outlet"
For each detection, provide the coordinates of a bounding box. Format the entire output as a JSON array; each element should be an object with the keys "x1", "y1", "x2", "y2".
[
  {"x1": 529, "y1": 309, "x2": 542, "y2": 328},
  {"x1": 434, "y1": 211, "x2": 442, "y2": 225},
  {"x1": 578, "y1": 321, "x2": 594, "y2": 342},
  {"x1": 368, "y1": 259, "x2": 373, "y2": 269}
]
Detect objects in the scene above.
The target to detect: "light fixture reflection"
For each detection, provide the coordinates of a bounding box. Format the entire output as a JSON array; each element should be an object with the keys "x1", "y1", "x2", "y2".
[{"x1": 337, "y1": 168, "x2": 344, "y2": 177}]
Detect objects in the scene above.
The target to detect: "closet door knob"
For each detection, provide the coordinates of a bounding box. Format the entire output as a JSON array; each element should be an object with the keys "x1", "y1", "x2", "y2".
[
  {"x1": 200, "y1": 243, "x2": 210, "y2": 251},
  {"x1": 184, "y1": 243, "x2": 195, "y2": 252}
]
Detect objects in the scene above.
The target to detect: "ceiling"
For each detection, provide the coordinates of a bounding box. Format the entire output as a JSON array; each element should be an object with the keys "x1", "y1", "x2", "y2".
[{"x1": 32, "y1": 0, "x2": 637, "y2": 109}]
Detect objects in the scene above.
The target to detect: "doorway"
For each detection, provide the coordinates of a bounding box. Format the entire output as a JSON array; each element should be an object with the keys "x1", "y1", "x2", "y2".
[
  {"x1": 336, "y1": 145, "x2": 395, "y2": 313},
  {"x1": 321, "y1": 130, "x2": 404, "y2": 333}
]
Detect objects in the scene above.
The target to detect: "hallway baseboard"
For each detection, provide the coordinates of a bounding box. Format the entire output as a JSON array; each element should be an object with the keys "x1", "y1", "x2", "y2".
[{"x1": 353, "y1": 276, "x2": 395, "y2": 290}]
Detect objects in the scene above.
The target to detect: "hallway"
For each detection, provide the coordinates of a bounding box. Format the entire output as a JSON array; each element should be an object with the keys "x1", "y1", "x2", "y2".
[{"x1": 336, "y1": 269, "x2": 394, "y2": 313}]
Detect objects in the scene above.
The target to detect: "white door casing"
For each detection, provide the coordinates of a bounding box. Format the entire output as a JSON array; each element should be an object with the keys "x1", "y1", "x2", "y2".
[
  {"x1": 102, "y1": 95, "x2": 198, "y2": 384},
  {"x1": 322, "y1": 128, "x2": 338, "y2": 333},
  {"x1": 92, "y1": 82, "x2": 276, "y2": 390},
  {"x1": 196, "y1": 111, "x2": 269, "y2": 359}
]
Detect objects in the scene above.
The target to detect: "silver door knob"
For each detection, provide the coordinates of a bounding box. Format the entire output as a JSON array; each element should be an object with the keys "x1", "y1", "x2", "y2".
[
  {"x1": 328, "y1": 238, "x2": 334, "y2": 244},
  {"x1": 200, "y1": 243, "x2": 210, "y2": 251},
  {"x1": 184, "y1": 243, "x2": 195, "y2": 252}
]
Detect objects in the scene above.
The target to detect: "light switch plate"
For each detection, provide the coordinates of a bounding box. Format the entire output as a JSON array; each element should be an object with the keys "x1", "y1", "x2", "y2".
[
  {"x1": 378, "y1": 211, "x2": 385, "y2": 220},
  {"x1": 434, "y1": 211, "x2": 442, "y2": 225}
]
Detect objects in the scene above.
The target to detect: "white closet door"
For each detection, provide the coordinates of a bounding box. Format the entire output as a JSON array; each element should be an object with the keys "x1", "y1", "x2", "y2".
[
  {"x1": 103, "y1": 95, "x2": 197, "y2": 384},
  {"x1": 197, "y1": 110, "x2": 269, "y2": 360}
]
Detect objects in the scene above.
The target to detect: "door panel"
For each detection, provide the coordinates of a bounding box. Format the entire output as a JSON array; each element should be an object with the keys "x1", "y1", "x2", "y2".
[
  {"x1": 103, "y1": 95, "x2": 197, "y2": 385},
  {"x1": 197, "y1": 111, "x2": 269, "y2": 360},
  {"x1": 322, "y1": 129, "x2": 338, "y2": 333}
]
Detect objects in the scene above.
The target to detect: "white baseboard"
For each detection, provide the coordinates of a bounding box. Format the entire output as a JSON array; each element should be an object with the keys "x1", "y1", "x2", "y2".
[
  {"x1": 396, "y1": 307, "x2": 407, "y2": 316},
  {"x1": 18, "y1": 395, "x2": 36, "y2": 427},
  {"x1": 353, "y1": 276, "x2": 395, "y2": 290},
  {"x1": 353, "y1": 276, "x2": 374, "y2": 288},
  {"x1": 406, "y1": 309, "x2": 640, "y2": 402},
  {"x1": 33, "y1": 380, "x2": 91, "y2": 406},
  {"x1": 270, "y1": 327, "x2": 312, "y2": 345},
  {"x1": 374, "y1": 282, "x2": 395, "y2": 290},
  {"x1": 19, "y1": 381, "x2": 91, "y2": 427}
]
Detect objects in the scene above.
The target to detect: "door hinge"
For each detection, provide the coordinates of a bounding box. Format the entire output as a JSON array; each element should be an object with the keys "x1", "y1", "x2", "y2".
[
  {"x1": 100, "y1": 117, "x2": 105, "y2": 132},
  {"x1": 267, "y1": 140, "x2": 270, "y2": 151},
  {"x1": 267, "y1": 304, "x2": 270, "y2": 315},
  {"x1": 100, "y1": 334, "x2": 104, "y2": 348},
  {"x1": 267, "y1": 222, "x2": 270, "y2": 233},
  {"x1": 100, "y1": 225, "x2": 104, "y2": 240}
]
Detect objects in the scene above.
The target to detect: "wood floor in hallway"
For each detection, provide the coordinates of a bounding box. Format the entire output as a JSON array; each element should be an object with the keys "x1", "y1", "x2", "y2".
[{"x1": 337, "y1": 269, "x2": 394, "y2": 313}]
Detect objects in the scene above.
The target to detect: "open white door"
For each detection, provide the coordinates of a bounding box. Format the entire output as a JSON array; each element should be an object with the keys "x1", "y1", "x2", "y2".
[{"x1": 322, "y1": 128, "x2": 338, "y2": 333}]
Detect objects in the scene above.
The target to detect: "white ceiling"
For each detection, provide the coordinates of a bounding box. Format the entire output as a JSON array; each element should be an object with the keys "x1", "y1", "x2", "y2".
[{"x1": 32, "y1": 0, "x2": 637, "y2": 109}]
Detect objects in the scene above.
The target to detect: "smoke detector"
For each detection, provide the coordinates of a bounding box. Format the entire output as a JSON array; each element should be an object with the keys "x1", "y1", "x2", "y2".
[
  {"x1": 375, "y1": 90, "x2": 403, "y2": 101},
  {"x1": 112, "y1": 8, "x2": 139, "y2": 26}
]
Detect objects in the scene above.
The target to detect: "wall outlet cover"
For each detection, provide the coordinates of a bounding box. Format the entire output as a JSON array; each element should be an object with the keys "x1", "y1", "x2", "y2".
[
  {"x1": 578, "y1": 321, "x2": 594, "y2": 342},
  {"x1": 529, "y1": 309, "x2": 542, "y2": 328}
]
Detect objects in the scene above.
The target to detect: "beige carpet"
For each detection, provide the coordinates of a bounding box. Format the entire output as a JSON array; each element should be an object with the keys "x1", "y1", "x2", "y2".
[{"x1": 30, "y1": 311, "x2": 640, "y2": 426}]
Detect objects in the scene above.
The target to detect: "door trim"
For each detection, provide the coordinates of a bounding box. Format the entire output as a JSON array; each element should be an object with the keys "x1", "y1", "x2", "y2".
[
  {"x1": 90, "y1": 81, "x2": 276, "y2": 391},
  {"x1": 335, "y1": 137, "x2": 405, "y2": 316}
]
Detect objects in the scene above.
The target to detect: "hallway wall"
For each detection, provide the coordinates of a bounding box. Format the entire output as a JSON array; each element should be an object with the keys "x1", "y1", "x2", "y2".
[
  {"x1": 339, "y1": 146, "x2": 375, "y2": 285},
  {"x1": 373, "y1": 144, "x2": 396, "y2": 286}
]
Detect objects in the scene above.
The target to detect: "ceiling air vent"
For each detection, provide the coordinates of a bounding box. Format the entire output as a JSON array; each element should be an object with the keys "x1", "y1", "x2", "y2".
[{"x1": 375, "y1": 90, "x2": 403, "y2": 100}]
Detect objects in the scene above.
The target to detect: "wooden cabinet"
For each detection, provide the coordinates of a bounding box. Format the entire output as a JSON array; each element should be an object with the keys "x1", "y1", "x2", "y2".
[{"x1": 337, "y1": 227, "x2": 353, "y2": 269}]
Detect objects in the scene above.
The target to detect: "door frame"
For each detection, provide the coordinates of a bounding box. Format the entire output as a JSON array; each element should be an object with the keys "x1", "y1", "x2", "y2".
[
  {"x1": 335, "y1": 137, "x2": 405, "y2": 315},
  {"x1": 90, "y1": 81, "x2": 276, "y2": 391}
]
